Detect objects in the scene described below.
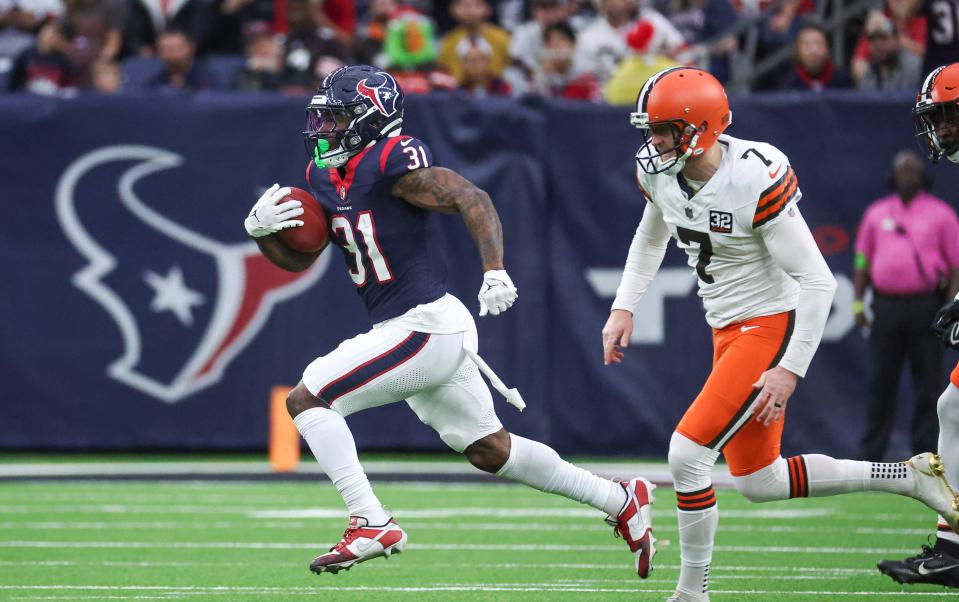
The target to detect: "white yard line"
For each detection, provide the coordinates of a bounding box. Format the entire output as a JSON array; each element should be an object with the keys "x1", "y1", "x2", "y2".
[
  {"x1": 0, "y1": 520, "x2": 931, "y2": 537},
  {"x1": 0, "y1": 461, "x2": 711, "y2": 484},
  {"x1": 0, "y1": 585, "x2": 947, "y2": 597},
  {"x1": 0, "y1": 540, "x2": 918, "y2": 554},
  {"x1": 0, "y1": 560, "x2": 879, "y2": 574},
  {"x1": 246, "y1": 507, "x2": 834, "y2": 519},
  {"x1": 0, "y1": 505, "x2": 837, "y2": 519}
]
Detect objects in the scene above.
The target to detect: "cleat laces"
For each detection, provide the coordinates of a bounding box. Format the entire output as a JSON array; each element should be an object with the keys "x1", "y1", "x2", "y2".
[
  {"x1": 330, "y1": 527, "x2": 361, "y2": 553},
  {"x1": 906, "y1": 545, "x2": 937, "y2": 564}
]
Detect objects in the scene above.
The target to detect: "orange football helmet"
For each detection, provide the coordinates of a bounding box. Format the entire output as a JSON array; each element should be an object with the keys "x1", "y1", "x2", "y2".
[
  {"x1": 631, "y1": 67, "x2": 732, "y2": 175},
  {"x1": 914, "y1": 63, "x2": 959, "y2": 163}
]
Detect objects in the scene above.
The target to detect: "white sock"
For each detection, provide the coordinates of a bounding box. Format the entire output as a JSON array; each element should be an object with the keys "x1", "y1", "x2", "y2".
[
  {"x1": 799, "y1": 454, "x2": 915, "y2": 496},
  {"x1": 937, "y1": 384, "x2": 959, "y2": 544},
  {"x1": 293, "y1": 407, "x2": 390, "y2": 525},
  {"x1": 668, "y1": 433, "x2": 721, "y2": 595},
  {"x1": 676, "y1": 505, "x2": 718, "y2": 596},
  {"x1": 495, "y1": 433, "x2": 625, "y2": 515}
]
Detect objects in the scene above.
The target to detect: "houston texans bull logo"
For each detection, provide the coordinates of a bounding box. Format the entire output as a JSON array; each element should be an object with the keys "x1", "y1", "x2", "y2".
[
  {"x1": 355, "y1": 73, "x2": 399, "y2": 117},
  {"x1": 55, "y1": 145, "x2": 330, "y2": 403}
]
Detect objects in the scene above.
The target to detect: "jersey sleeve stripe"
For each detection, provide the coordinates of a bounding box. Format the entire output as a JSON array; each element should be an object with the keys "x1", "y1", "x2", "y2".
[
  {"x1": 379, "y1": 136, "x2": 409, "y2": 174},
  {"x1": 753, "y1": 174, "x2": 798, "y2": 227},
  {"x1": 759, "y1": 165, "x2": 792, "y2": 197},
  {"x1": 752, "y1": 187, "x2": 797, "y2": 227},
  {"x1": 756, "y1": 172, "x2": 796, "y2": 217},
  {"x1": 756, "y1": 167, "x2": 795, "y2": 212}
]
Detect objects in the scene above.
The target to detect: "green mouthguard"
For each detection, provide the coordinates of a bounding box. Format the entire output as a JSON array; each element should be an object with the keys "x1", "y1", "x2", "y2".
[{"x1": 313, "y1": 139, "x2": 331, "y2": 168}]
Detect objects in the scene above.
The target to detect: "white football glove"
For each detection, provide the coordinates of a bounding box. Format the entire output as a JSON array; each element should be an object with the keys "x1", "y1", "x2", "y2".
[
  {"x1": 244, "y1": 183, "x2": 304, "y2": 238},
  {"x1": 478, "y1": 269, "x2": 518, "y2": 316}
]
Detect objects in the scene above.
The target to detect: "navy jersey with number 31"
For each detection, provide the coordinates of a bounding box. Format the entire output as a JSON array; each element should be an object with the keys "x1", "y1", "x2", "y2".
[{"x1": 306, "y1": 136, "x2": 448, "y2": 324}]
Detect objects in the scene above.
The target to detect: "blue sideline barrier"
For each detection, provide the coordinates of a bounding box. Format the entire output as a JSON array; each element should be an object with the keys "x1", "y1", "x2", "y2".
[{"x1": 3, "y1": 90, "x2": 957, "y2": 457}]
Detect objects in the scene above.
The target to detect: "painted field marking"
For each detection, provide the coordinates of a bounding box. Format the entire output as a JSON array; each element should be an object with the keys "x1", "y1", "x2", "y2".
[
  {"x1": 0, "y1": 585, "x2": 949, "y2": 596},
  {"x1": 0, "y1": 540, "x2": 919, "y2": 554}
]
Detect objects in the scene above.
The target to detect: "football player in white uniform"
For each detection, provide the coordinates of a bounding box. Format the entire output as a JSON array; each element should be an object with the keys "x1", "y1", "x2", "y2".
[
  {"x1": 876, "y1": 62, "x2": 959, "y2": 589},
  {"x1": 601, "y1": 66, "x2": 959, "y2": 602}
]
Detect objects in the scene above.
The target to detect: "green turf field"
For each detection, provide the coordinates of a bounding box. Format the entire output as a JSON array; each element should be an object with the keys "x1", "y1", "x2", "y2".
[{"x1": 0, "y1": 479, "x2": 956, "y2": 601}]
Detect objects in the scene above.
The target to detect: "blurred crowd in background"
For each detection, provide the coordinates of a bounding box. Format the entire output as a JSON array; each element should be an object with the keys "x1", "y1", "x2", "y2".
[{"x1": 1, "y1": 0, "x2": 956, "y2": 103}]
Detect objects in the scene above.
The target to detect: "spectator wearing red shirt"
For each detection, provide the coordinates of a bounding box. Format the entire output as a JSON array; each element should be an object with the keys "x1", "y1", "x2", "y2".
[
  {"x1": 313, "y1": 0, "x2": 356, "y2": 44},
  {"x1": 9, "y1": 19, "x2": 74, "y2": 93},
  {"x1": 531, "y1": 21, "x2": 601, "y2": 102},
  {"x1": 777, "y1": 20, "x2": 851, "y2": 91},
  {"x1": 852, "y1": 0, "x2": 926, "y2": 82}
]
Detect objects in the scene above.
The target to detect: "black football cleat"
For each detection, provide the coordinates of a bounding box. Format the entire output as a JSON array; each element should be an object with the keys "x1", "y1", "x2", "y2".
[{"x1": 878, "y1": 544, "x2": 959, "y2": 588}]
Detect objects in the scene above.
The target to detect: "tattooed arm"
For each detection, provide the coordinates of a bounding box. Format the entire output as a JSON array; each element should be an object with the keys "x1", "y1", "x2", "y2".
[{"x1": 393, "y1": 166, "x2": 504, "y2": 272}]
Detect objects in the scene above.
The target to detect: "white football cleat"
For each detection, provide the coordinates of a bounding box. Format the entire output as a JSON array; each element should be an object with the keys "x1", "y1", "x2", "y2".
[
  {"x1": 907, "y1": 453, "x2": 959, "y2": 532},
  {"x1": 309, "y1": 516, "x2": 407, "y2": 574},
  {"x1": 606, "y1": 477, "x2": 656, "y2": 578},
  {"x1": 666, "y1": 590, "x2": 710, "y2": 602}
]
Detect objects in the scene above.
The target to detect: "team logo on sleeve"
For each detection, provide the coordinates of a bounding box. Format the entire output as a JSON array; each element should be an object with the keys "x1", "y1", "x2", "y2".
[
  {"x1": 709, "y1": 210, "x2": 733, "y2": 233},
  {"x1": 355, "y1": 73, "x2": 400, "y2": 118}
]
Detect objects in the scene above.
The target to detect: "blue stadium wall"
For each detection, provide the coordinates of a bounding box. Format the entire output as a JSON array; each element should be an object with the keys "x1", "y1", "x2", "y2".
[{"x1": 3, "y1": 91, "x2": 957, "y2": 458}]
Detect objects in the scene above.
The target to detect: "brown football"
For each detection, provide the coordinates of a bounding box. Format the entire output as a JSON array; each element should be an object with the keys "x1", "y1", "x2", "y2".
[{"x1": 277, "y1": 187, "x2": 328, "y2": 253}]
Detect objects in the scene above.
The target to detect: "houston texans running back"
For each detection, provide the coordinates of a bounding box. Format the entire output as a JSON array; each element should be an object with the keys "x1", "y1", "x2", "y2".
[{"x1": 243, "y1": 65, "x2": 656, "y2": 578}]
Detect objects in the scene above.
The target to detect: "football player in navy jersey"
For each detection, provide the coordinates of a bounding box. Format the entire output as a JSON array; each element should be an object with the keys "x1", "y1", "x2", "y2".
[{"x1": 243, "y1": 65, "x2": 656, "y2": 578}]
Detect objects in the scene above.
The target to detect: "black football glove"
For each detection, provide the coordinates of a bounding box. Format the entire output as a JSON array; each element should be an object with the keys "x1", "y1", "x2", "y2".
[
  {"x1": 943, "y1": 322, "x2": 959, "y2": 351},
  {"x1": 933, "y1": 299, "x2": 959, "y2": 350}
]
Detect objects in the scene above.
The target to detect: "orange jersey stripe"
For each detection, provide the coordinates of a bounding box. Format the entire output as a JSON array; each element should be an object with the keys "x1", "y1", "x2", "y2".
[
  {"x1": 757, "y1": 167, "x2": 794, "y2": 209},
  {"x1": 756, "y1": 170, "x2": 796, "y2": 215},
  {"x1": 753, "y1": 176, "x2": 798, "y2": 227}
]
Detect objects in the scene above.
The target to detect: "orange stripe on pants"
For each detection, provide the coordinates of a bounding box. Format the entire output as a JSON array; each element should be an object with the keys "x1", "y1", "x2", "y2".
[{"x1": 676, "y1": 311, "x2": 794, "y2": 477}]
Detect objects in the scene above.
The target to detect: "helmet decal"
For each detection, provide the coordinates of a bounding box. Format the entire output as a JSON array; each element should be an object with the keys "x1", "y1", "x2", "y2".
[{"x1": 356, "y1": 75, "x2": 399, "y2": 118}]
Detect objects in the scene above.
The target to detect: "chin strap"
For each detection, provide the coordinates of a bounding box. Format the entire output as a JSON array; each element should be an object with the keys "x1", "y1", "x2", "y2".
[{"x1": 660, "y1": 128, "x2": 702, "y2": 175}]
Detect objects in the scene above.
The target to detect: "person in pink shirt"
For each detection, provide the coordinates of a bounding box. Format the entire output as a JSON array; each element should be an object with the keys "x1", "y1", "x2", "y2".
[
  {"x1": 854, "y1": 149, "x2": 959, "y2": 465},
  {"x1": 876, "y1": 60, "x2": 959, "y2": 590}
]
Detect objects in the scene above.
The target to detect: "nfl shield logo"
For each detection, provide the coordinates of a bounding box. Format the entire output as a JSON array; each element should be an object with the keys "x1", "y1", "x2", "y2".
[
  {"x1": 339, "y1": 186, "x2": 346, "y2": 200},
  {"x1": 684, "y1": 206, "x2": 694, "y2": 219}
]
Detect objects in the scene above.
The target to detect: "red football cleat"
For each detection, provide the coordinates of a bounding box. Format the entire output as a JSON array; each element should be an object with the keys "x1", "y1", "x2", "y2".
[
  {"x1": 309, "y1": 516, "x2": 407, "y2": 574},
  {"x1": 606, "y1": 477, "x2": 656, "y2": 578}
]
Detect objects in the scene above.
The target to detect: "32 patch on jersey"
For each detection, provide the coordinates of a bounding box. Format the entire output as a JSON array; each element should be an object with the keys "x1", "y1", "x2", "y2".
[{"x1": 709, "y1": 210, "x2": 733, "y2": 233}]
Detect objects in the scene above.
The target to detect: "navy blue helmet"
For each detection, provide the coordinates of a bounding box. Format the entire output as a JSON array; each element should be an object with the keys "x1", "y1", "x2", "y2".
[{"x1": 303, "y1": 65, "x2": 405, "y2": 168}]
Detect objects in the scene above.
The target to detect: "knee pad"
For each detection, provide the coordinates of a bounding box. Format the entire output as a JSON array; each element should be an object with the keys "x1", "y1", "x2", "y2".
[
  {"x1": 938, "y1": 384, "x2": 959, "y2": 427},
  {"x1": 732, "y1": 457, "x2": 789, "y2": 503},
  {"x1": 668, "y1": 432, "x2": 720, "y2": 492}
]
